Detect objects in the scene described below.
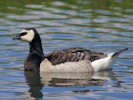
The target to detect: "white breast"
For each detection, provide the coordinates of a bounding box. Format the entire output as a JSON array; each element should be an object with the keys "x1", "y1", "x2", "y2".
[{"x1": 40, "y1": 59, "x2": 94, "y2": 72}]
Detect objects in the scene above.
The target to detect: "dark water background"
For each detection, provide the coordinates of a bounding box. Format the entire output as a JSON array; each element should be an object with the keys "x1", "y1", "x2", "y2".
[{"x1": 0, "y1": 0, "x2": 133, "y2": 99}]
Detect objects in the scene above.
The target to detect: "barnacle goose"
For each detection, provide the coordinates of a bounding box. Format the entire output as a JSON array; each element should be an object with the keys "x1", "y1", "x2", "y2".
[{"x1": 13, "y1": 28, "x2": 128, "y2": 72}]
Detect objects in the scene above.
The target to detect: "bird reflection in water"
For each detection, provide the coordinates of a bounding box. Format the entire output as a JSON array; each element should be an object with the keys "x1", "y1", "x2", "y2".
[
  {"x1": 24, "y1": 71, "x2": 43, "y2": 99},
  {"x1": 24, "y1": 70, "x2": 116, "y2": 99}
]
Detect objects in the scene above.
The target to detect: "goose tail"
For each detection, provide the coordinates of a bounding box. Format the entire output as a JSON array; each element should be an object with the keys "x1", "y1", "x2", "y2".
[{"x1": 112, "y1": 48, "x2": 128, "y2": 58}]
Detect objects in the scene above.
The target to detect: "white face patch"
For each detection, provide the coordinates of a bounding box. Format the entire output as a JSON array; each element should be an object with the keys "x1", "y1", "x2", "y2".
[{"x1": 20, "y1": 29, "x2": 35, "y2": 42}]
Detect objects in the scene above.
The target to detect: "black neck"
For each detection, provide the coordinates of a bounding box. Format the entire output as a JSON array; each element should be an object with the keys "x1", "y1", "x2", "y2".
[
  {"x1": 29, "y1": 35, "x2": 44, "y2": 55},
  {"x1": 24, "y1": 33, "x2": 44, "y2": 71}
]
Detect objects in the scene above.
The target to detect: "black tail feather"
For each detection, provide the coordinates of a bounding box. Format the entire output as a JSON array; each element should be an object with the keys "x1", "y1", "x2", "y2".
[{"x1": 112, "y1": 48, "x2": 128, "y2": 58}]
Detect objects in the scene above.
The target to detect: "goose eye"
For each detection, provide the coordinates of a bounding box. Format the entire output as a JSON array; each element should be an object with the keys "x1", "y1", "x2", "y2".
[{"x1": 20, "y1": 32, "x2": 27, "y2": 36}]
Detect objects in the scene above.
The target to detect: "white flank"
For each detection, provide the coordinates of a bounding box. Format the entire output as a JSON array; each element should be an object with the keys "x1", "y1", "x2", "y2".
[
  {"x1": 20, "y1": 29, "x2": 35, "y2": 42},
  {"x1": 40, "y1": 58, "x2": 94, "y2": 72}
]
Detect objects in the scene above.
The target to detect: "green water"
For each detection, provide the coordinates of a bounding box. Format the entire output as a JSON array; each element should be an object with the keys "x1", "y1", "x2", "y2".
[{"x1": 0, "y1": 0, "x2": 133, "y2": 99}]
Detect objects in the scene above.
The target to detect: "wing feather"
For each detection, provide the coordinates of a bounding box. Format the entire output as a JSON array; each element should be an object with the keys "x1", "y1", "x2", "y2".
[{"x1": 45, "y1": 47, "x2": 107, "y2": 65}]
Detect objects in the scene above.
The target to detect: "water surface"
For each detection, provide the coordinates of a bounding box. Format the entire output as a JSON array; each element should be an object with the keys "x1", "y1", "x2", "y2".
[{"x1": 0, "y1": 0, "x2": 133, "y2": 99}]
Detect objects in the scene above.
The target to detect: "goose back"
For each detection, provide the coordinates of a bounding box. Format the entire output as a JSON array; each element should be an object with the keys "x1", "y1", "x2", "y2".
[{"x1": 45, "y1": 47, "x2": 107, "y2": 65}]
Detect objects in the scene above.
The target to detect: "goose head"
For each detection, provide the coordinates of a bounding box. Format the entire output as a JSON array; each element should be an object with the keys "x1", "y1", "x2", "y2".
[
  {"x1": 13, "y1": 28, "x2": 38, "y2": 42},
  {"x1": 13, "y1": 28, "x2": 44, "y2": 55}
]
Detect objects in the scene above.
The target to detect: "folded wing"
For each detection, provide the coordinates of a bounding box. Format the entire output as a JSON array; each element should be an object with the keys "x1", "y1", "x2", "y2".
[{"x1": 45, "y1": 47, "x2": 107, "y2": 65}]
